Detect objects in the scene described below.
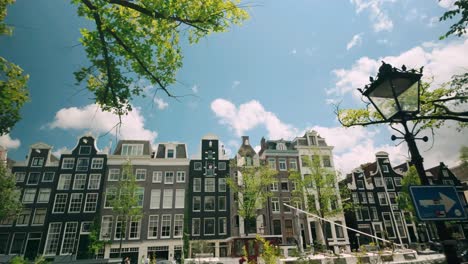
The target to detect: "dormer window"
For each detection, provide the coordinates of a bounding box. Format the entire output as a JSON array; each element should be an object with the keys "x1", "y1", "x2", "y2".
[
  {"x1": 382, "y1": 165, "x2": 389, "y2": 173},
  {"x1": 206, "y1": 163, "x2": 214, "y2": 176},
  {"x1": 442, "y1": 170, "x2": 449, "y2": 177},
  {"x1": 167, "y1": 149, "x2": 174, "y2": 158},
  {"x1": 207, "y1": 150, "x2": 213, "y2": 159},
  {"x1": 79, "y1": 146, "x2": 91, "y2": 155},
  {"x1": 31, "y1": 157, "x2": 44, "y2": 167},
  {"x1": 209, "y1": 141, "x2": 212, "y2": 147},
  {"x1": 121, "y1": 144, "x2": 143, "y2": 156},
  {"x1": 308, "y1": 136, "x2": 316, "y2": 146},
  {"x1": 244, "y1": 139, "x2": 249, "y2": 145},
  {"x1": 277, "y1": 143, "x2": 286, "y2": 151}
]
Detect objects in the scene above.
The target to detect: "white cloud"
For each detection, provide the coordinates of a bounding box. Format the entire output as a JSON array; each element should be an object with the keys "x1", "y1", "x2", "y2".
[
  {"x1": 48, "y1": 104, "x2": 157, "y2": 142},
  {"x1": 52, "y1": 146, "x2": 71, "y2": 157},
  {"x1": 154, "y1": 97, "x2": 169, "y2": 110},
  {"x1": 211, "y1": 99, "x2": 298, "y2": 140},
  {"x1": 346, "y1": 33, "x2": 363, "y2": 50},
  {"x1": 350, "y1": 0, "x2": 394, "y2": 32},
  {"x1": 0, "y1": 134, "x2": 21, "y2": 149},
  {"x1": 377, "y1": 39, "x2": 390, "y2": 45},
  {"x1": 232, "y1": 81, "x2": 241, "y2": 89},
  {"x1": 438, "y1": 0, "x2": 456, "y2": 9},
  {"x1": 328, "y1": 38, "x2": 468, "y2": 98},
  {"x1": 290, "y1": 49, "x2": 297, "y2": 55},
  {"x1": 191, "y1": 85, "x2": 199, "y2": 94},
  {"x1": 428, "y1": 16, "x2": 439, "y2": 27}
]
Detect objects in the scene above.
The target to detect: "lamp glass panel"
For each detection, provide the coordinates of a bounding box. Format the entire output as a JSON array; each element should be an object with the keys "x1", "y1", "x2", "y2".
[
  {"x1": 368, "y1": 80, "x2": 398, "y2": 119},
  {"x1": 396, "y1": 81, "x2": 419, "y2": 112}
]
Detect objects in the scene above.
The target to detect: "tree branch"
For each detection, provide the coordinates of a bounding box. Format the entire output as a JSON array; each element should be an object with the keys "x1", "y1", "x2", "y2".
[{"x1": 432, "y1": 103, "x2": 468, "y2": 116}]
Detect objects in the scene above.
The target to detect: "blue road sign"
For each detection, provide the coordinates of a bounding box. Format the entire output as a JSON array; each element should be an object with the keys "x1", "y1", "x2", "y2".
[{"x1": 409, "y1": 185, "x2": 467, "y2": 221}]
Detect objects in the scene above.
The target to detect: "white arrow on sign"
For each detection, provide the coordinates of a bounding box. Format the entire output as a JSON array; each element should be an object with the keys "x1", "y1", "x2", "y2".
[{"x1": 419, "y1": 192, "x2": 456, "y2": 213}]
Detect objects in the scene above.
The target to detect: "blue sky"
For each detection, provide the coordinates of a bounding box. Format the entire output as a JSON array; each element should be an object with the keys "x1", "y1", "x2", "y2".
[{"x1": 1, "y1": 0, "x2": 467, "y2": 174}]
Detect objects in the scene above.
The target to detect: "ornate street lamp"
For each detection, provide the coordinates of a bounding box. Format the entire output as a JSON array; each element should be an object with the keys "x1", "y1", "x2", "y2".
[
  {"x1": 359, "y1": 62, "x2": 459, "y2": 264},
  {"x1": 361, "y1": 62, "x2": 423, "y2": 122}
]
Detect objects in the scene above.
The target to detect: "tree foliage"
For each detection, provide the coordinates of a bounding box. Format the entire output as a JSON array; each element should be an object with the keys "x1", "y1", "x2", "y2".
[
  {"x1": 0, "y1": 162, "x2": 22, "y2": 221},
  {"x1": 396, "y1": 165, "x2": 421, "y2": 219},
  {"x1": 227, "y1": 162, "x2": 276, "y2": 225},
  {"x1": 289, "y1": 155, "x2": 343, "y2": 247},
  {"x1": 0, "y1": 0, "x2": 29, "y2": 135},
  {"x1": 71, "y1": 0, "x2": 249, "y2": 116},
  {"x1": 440, "y1": 0, "x2": 468, "y2": 39},
  {"x1": 256, "y1": 235, "x2": 280, "y2": 264}
]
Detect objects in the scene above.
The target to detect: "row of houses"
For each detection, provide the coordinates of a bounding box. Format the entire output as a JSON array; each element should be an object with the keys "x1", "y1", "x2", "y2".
[{"x1": 0, "y1": 130, "x2": 467, "y2": 263}]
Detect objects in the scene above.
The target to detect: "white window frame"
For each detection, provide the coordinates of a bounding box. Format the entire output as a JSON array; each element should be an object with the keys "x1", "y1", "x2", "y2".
[
  {"x1": 176, "y1": 171, "x2": 185, "y2": 182},
  {"x1": 164, "y1": 171, "x2": 174, "y2": 184},
  {"x1": 148, "y1": 215, "x2": 159, "y2": 239},
  {"x1": 32, "y1": 208, "x2": 46, "y2": 226},
  {"x1": 271, "y1": 182, "x2": 279, "y2": 191},
  {"x1": 57, "y1": 174, "x2": 72, "y2": 190},
  {"x1": 22, "y1": 189, "x2": 36, "y2": 204},
  {"x1": 68, "y1": 193, "x2": 83, "y2": 213},
  {"x1": 88, "y1": 174, "x2": 101, "y2": 190},
  {"x1": 205, "y1": 178, "x2": 215, "y2": 192},
  {"x1": 173, "y1": 214, "x2": 183, "y2": 238},
  {"x1": 163, "y1": 189, "x2": 173, "y2": 208},
  {"x1": 161, "y1": 215, "x2": 171, "y2": 238},
  {"x1": 91, "y1": 158, "x2": 104, "y2": 169},
  {"x1": 79, "y1": 146, "x2": 91, "y2": 155},
  {"x1": 73, "y1": 174, "x2": 87, "y2": 190},
  {"x1": 121, "y1": 144, "x2": 143, "y2": 156},
  {"x1": 53, "y1": 193, "x2": 68, "y2": 213},
  {"x1": 204, "y1": 196, "x2": 215, "y2": 212},
  {"x1": 44, "y1": 222, "x2": 62, "y2": 255},
  {"x1": 150, "y1": 189, "x2": 161, "y2": 209},
  {"x1": 219, "y1": 178, "x2": 226, "y2": 192},
  {"x1": 31, "y1": 157, "x2": 44, "y2": 167},
  {"x1": 219, "y1": 217, "x2": 227, "y2": 235},
  {"x1": 152, "y1": 171, "x2": 163, "y2": 183},
  {"x1": 108, "y1": 169, "x2": 120, "y2": 181},
  {"x1": 76, "y1": 158, "x2": 89, "y2": 171},
  {"x1": 271, "y1": 197, "x2": 280, "y2": 213},
  {"x1": 175, "y1": 189, "x2": 184, "y2": 209},
  {"x1": 84, "y1": 193, "x2": 98, "y2": 213},
  {"x1": 42, "y1": 172, "x2": 55, "y2": 182},
  {"x1": 192, "y1": 218, "x2": 201, "y2": 236},
  {"x1": 104, "y1": 188, "x2": 116, "y2": 208},
  {"x1": 193, "y1": 178, "x2": 201, "y2": 192},
  {"x1": 27, "y1": 172, "x2": 41, "y2": 185},
  {"x1": 268, "y1": 158, "x2": 276, "y2": 170},
  {"x1": 100, "y1": 216, "x2": 113, "y2": 240},
  {"x1": 193, "y1": 196, "x2": 201, "y2": 212},
  {"x1": 289, "y1": 159, "x2": 297, "y2": 171},
  {"x1": 135, "y1": 169, "x2": 146, "y2": 181},
  {"x1": 204, "y1": 218, "x2": 215, "y2": 236},
  {"x1": 15, "y1": 172, "x2": 26, "y2": 182},
  {"x1": 60, "y1": 222, "x2": 78, "y2": 255},
  {"x1": 129, "y1": 218, "x2": 141, "y2": 240},
  {"x1": 278, "y1": 159, "x2": 287, "y2": 171},
  {"x1": 37, "y1": 188, "x2": 51, "y2": 203},
  {"x1": 62, "y1": 158, "x2": 75, "y2": 169}
]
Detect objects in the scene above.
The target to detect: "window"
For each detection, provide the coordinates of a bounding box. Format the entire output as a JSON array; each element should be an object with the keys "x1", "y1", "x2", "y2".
[
  {"x1": 104, "y1": 188, "x2": 116, "y2": 208},
  {"x1": 167, "y1": 149, "x2": 174, "y2": 158},
  {"x1": 97, "y1": 216, "x2": 111, "y2": 240},
  {"x1": 394, "y1": 177, "x2": 402, "y2": 186},
  {"x1": 355, "y1": 208, "x2": 363, "y2": 221},
  {"x1": 73, "y1": 174, "x2": 87, "y2": 190},
  {"x1": 206, "y1": 163, "x2": 214, "y2": 176},
  {"x1": 335, "y1": 221, "x2": 344, "y2": 238},
  {"x1": 135, "y1": 187, "x2": 144, "y2": 207},
  {"x1": 161, "y1": 215, "x2": 171, "y2": 238},
  {"x1": 283, "y1": 197, "x2": 291, "y2": 212},
  {"x1": 150, "y1": 189, "x2": 161, "y2": 209},
  {"x1": 193, "y1": 178, "x2": 201, "y2": 192},
  {"x1": 176, "y1": 171, "x2": 185, "y2": 182},
  {"x1": 207, "y1": 150, "x2": 213, "y2": 159},
  {"x1": 37, "y1": 188, "x2": 51, "y2": 203},
  {"x1": 23, "y1": 189, "x2": 36, "y2": 203},
  {"x1": 374, "y1": 177, "x2": 383, "y2": 187},
  {"x1": 271, "y1": 181, "x2": 279, "y2": 191},
  {"x1": 69, "y1": 193, "x2": 83, "y2": 213},
  {"x1": 0, "y1": 234, "x2": 8, "y2": 254},
  {"x1": 90, "y1": 158, "x2": 104, "y2": 169},
  {"x1": 289, "y1": 159, "x2": 297, "y2": 171},
  {"x1": 204, "y1": 218, "x2": 215, "y2": 235},
  {"x1": 84, "y1": 193, "x2": 98, "y2": 212},
  {"x1": 164, "y1": 171, "x2": 174, "y2": 184},
  {"x1": 273, "y1": 220, "x2": 282, "y2": 235},
  {"x1": 61, "y1": 222, "x2": 78, "y2": 255},
  {"x1": 175, "y1": 189, "x2": 184, "y2": 208},
  {"x1": 44, "y1": 223, "x2": 62, "y2": 255},
  {"x1": 16, "y1": 209, "x2": 31, "y2": 226},
  {"x1": 62, "y1": 158, "x2": 75, "y2": 169},
  {"x1": 163, "y1": 189, "x2": 173, "y2": 208},
  {"x1": 218, "y1": 162, "x2": 226, "y2": 170},
  {"x1": 219, "y1": 178, "x2": 226, "y2": 192},
  {"x1": 394, "y1": 213, "x2": 406, "y2": 238},
  {"x1": 15, "y1": 172, "x2": 26, "y2": 182},
  {"x1": 322, "y1": 156, "x2": 331, "y2": 167},
  {"x1": 81, "y1": 222, "x2": 92, "y2": 234},
  {"x1": 385, "y1": 177, "x2": 394, "y2": 189},
  {"x1": 32, "y1": 208, "x2": 46, "y2": 225},
  {"x1": 135, "y1": 169, "x2": 146, "y2": 181},
  {"x1": 192, "y1": 219, "x2": 201, "y2": 236},
  {"x1": 360, "y1": 192, "x2": 367, "y2": 204},
  {"x1": 194, "y1": 162, "x2": 202, "y2": 171},
  {"x1": 174, "y1": 214, "x2": 183, "y2": 237},
  {"x1": 76, "y1": 158, "x2": 89, "y2": 171},
  {"x1": 367, "y1": 192, "x2": 375, "y2": 204},
  {"x1": 442, "y1": 170, "x2": 449, "y2": 177},
  {"x1": 27, "y1": 172, "x2": 40, "y2": 185},
  {"x1": 279, "y1": 159, "x2": 287, "y2": 171},
  {"x1": 193, "y1": 196, "x2": 201, "y2": 211},
  {"x1": 352, "y1": 193, "x2": 359, "y2": 203},
  {"x1": 115, "y1": 217, "x2": 125, "y2": 240},
  {"x1": 148, "y1": 215, "x2": 159, "y2": 238},
  {"x1": 205, "y1": 178, "x2": 215, "y2": 192},
  {"x1": 356, "y1": 180, "x2": 364, "y2": 189},
  {"x1": 53, "y1": 193, "x2": 68, "y2": 213},
  {"x1": 129, "y1": 218, "x2": 141, "y2": 239},
  {"x1": 382, "y1": 212, "x2": 395, "y2": 238},
  {"x1": 121, "y1": 144, "x2": 143, "y2": 156},
  {"x1": 362, "y1": 207, "x2": 370, "y2": 220},
  {"x1": 281, "y1": 181, "x2": 289, "y2": 191},
  {"x1": 371, "y1": 207, "x2": 379, "y2": 220},
  {"x1": 218, "y1": 196, "x2": 226, "y2": 211},
  {"x1": 87, "y1": 174, "x2": 101, "y2": 189},
  {"x1": 31, "y1": 157, "x2": 44, "y2": 167},
  {"x1": 79, "y1": 146, "x2": 91, "y2": 155},
  {"x1": 58, "y1": 174, "x2": 72, "y2": 190},
  {"x1": 152, "y1": 171, "x2": 162, "y2": 183},
  {"x1": 204, "y1": 196, "x2": 215, "y2": 211},
  {"x1": 268, "y1": 158, "x2": 276, "y2": 169},
  {"x1": 377, "y1": 192, "x2": 387, "y2": 205},
  {"x1": 388, "y1": 192, "x2": 397, "y2": 204},
  {"x1": 271, "y1": 197, "x2": 280, "y2": 212},
  {"x1": 382, "y1": 165, "x2": 389, "y2": 173},
  {"x1": 277, "y1": 143, "x2": 286, "y2": 150},
  {"x1": 108, "y1": 169, "x2": 120, "y2": 181},
  {"x1": 219, "y1": 218, "x2": 227, "y2": 235},
  {"x1": 42, "y1": 172, "x2": 54, "y2": 182}
]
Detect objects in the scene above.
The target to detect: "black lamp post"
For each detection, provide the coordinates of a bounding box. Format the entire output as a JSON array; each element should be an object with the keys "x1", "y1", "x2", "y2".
[{"x1": 360, "y1": 62, "x2": 459, "y2": 264}]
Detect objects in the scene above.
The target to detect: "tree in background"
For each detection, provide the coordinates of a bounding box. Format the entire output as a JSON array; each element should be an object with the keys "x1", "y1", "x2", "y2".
[
  {"x1": 289, "y1": 155, "x2": 343, "y2": 250},
  {"x1": 227, "y1": 163, "x2": 276, "y2": 235},
  {"x1": 0, "y1": 162, "x2": 22, "y2": 221},
  {"x1": 439, "y1": 0, "x2": 468, "y2": 39},
  {"x1": 0, "y1": 0, "x2": 29, "y2": 135},
  {"x1": 109, "y1": 160, "x2": 143, "y2": 257},
  {"x1": 397, "y1": 165, "x2": 421, "y2": 220}
]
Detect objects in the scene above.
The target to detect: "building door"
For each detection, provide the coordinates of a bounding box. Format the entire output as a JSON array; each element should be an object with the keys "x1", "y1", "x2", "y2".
[
  {"x1": 76, "y1": 234, "x2": 92, "y2": 259},
  {"x1": 24, "y1": 233, "x2": 41, "y2": 260}
]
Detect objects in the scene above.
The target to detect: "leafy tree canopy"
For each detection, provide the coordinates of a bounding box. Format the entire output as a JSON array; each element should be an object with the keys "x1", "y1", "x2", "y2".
[
  {"x1": 440, "y1": 0, "x2": 468, "y2": 39},
  {"x1": 72, "y1": 0, "x2": 249, "y2": 116},
  {"x1": 0, "y1": 162, "x2": 22, "y2": 221},
  {"x1": 396, "y1": 165, "x2": 421, "y2": 219}
]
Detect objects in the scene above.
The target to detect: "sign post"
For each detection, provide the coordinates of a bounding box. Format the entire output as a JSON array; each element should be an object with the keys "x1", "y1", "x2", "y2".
[{"x1": 409, "y1": 185, "x2": 467, "y2": 221}]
